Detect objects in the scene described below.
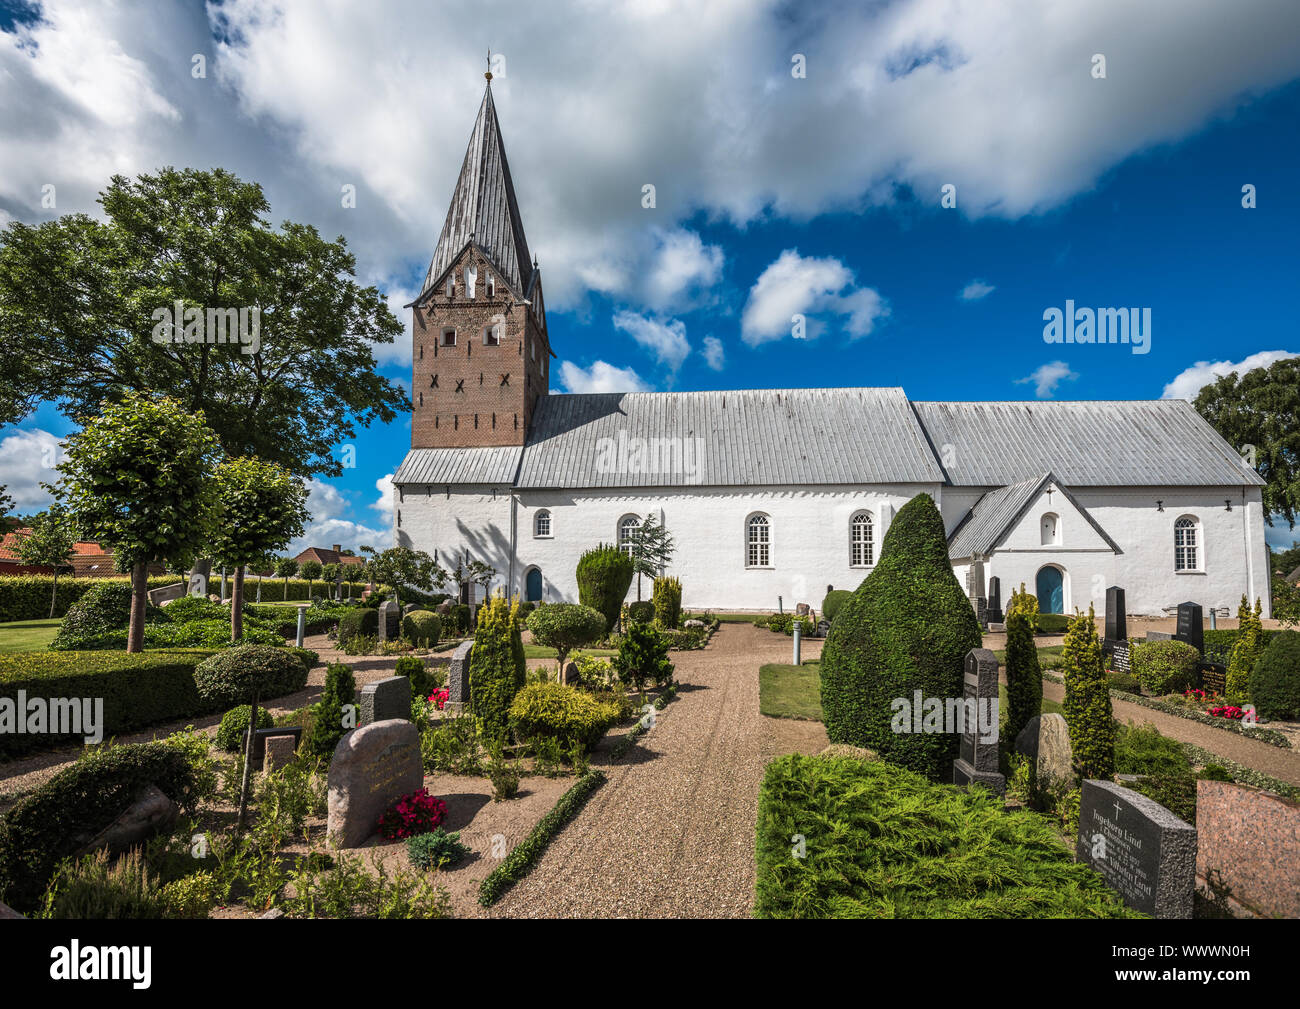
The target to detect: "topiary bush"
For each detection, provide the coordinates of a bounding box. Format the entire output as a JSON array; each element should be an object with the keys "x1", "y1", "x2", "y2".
[
  {"x1": 192, "y1": 645, "x2": 309, "y2": 710},
  {"x1": 822, "y1": 590, "x2": 852, "y2": 622},
  {"x1": 215, "y1": 704, "x2": 276, "y2": 753},
  {"x1": 818, "y1": 493, "x2": 981, "y2": 780},
  {"x1": 470, "y1": 596, "x2": 527, "y2": 745},
  {"x1": 1004, "y1": 607, "x2": 1042, "y2": 751},
  {"x1": 508, "y1": 681, "x2": 621, "y2": 752},
  {"x1": 526, "y1": 603, "x2": 606, "y2": 678},
  {"x1": 1130, "y1": 639, "x2": 1201, "y2": 695},
  {"x1": 304, "y1": 662, "x2": 356, "y2": 759},
  {"x1": 627, "y1": 600, "x2": 655, "y2": 624},
  {"x1": 652, "y1": 575, "x2": 682, "y2": 629},
  {"x1": 576, "y1": 544, "x2": 633, "y2": 633},
  {"x1": 1250, "y1": 630, "x2": 1300, "y2": 720},
  {"x1": 1061, "y1": 606, "x2": 1115, "y2": 781},
  {"x1": 613, "y1": 621, "x2": 674, "y2": 689},
  {"x1": 337, "y1": 607, "x2": 379, "y2": 648},
  {"x1": 402, "y1": 609, "x2": 442, "y2": 646}
]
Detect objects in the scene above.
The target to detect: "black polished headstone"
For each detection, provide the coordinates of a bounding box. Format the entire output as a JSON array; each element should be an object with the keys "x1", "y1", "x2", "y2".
[
  {"x1": 1105, "y1": 586, "x2": 1127, "y2": 642},
  {"x1": 986, "y1": 576, "x2": 1003, "y2": 624},
  {"x1": 951, "y1": 648, "x2": 1004, "y2": 796},
  {"x1": 1174, "y1": 601, "x2": 1204, "y2": 656}
]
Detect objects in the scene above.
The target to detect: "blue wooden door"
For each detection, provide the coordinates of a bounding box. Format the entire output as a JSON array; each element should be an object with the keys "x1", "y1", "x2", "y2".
[
  {"x1": 526, "y1": 568, "x2": 543, "y2": 602},
  {"x1": 1036, "y1": 567, "x2": 1064, "y2": 614}
]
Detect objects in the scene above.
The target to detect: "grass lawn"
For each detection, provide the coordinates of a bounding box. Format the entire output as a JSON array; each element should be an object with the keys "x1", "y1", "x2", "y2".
[
  {"x1": 0, "y1": 618, "x2": 61, "y2": 653},
  {"x1": 522, "y1": 644, "x2": 617, "y2": 661},
  {"x1": 759, "y1": 660, "x2": 823, "y2": 720},
  {"x1": 992, "y1": 645, "x2": 1065, "y2": 670}
]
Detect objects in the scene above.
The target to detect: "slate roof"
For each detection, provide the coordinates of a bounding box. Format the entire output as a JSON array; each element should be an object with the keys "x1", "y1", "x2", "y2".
[
  {"x1": 946, "y1": 472, "x2": 1123, "y2": 559},
  {"x1": 421, "y1": 83, "x2": 533, "y2": 300},
  {"x1": 911, "y1": 399, "x2": 1264, "y2": 488}
]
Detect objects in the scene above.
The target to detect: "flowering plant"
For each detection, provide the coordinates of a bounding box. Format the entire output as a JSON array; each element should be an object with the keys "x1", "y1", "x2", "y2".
[
  {"x1": 430, "y1": 688, "x2": 449, "y2": 711},
  {"x1": 377, "y1": 787, "x2": 447, "y2": 840},
  {"x1": 1184, "y1": 688, "x2": 1218, "y2": 703},
  {"x1": 1207, "y1": 705, "x2": 1245, "y2": 720}
]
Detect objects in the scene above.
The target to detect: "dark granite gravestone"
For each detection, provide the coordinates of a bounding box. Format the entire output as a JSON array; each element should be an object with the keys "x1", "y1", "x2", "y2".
[
  {"x1": 986, "y1": 576, "x2": 1003, "y2": 624},
  {"x1": 446, "y1": 640, "x2": 474, "y2": 714},
  {"x1": 1107, "y1": 642, "x2": 1132, "y2": 676},
  {"x1": 1076, "y1": 779, "x2": 1196, "y2": 918},
  {"x1": 1174, "y1": 601, "x2": 1204, "y2": 656},
  {"x1": 966, "y1": 560, "x2": 988, "y2": 627},
  {"x1": 360, "y1": 676, "x2": 411, "y2": 727},
  {"x1": 1199, "y1": 663, "x2": 1227, "y2": 695},
  {"x1": 951, "y1": 648, "x2": 1005, "y2": 796},
  {"x1": 245, "y1": 726, "x2": 303, "y2": 763},
  {"x1": 326, "y1": 720, "x2": 423, "y2": 848},
  {"x1": 1104, "y1": 586, "x2": 1127, "y2": 642},
  {"x1": 377, "y1": 599, "x2": 401, "y2": 644},
  {"x1": 815, "y1": 619, "x2": 831, "y2": 638}
]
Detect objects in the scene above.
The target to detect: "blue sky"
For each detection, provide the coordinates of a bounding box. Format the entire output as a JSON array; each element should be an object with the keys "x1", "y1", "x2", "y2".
[{"x1": 2, "y1": 0, "x2": 1298, "y2": 552}]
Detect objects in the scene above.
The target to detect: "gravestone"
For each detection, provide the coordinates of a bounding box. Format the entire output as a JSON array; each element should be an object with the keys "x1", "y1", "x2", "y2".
[
  {"x1": 794, "y1": 602, "x2": 810, "y2": 616},
  {"x1": 966, "y1": 560, "x2": 988, "y2": 627},
  {"x1": 263, "y1": 734, "x2": 297, "y2": 773},
  {"x1": 986, "y1": 576, "x2": 1003, "y2": 624},
  {"x1": 1107, "y1": 642, "x2": 1132, "y2": 677},
  {"x1": 326, "y1": 719, "x2": 423, "y2": 848},
  {"x1": 147, "y1": 581, "x2": 186, "y2": 607},
  {"x1": 1144, "y1": 630, "x2": 1173, "y2": 642},
  {"x1": 360, "y1": 675, "x2": 412, "y2": 726},
  {"x1": 446, "y1": 640, "x2": 474, "y2": 714},
  {"x1": 1196, "y1": 780, "x2": 1300, "y2": 918},
  {"x1": 1076, "y1": 779, "x2": 1196, "y2": 918},
  {"x1": 815, "y1": 619, "x2": 831, "y2": 638},
  {"x1": 1013, "y1": 713, "x2": 1073, "y2": 793},
  {"x1": 950, "y1": 648, "x2": 1005, "y2": 796},
  {"x1": 1174, "y1": 601, "x2": 1204, "y2": 656},
  {"x1": 1104, "y1": 586, "x2": 1127, "y2": 643},
  {"x1": 187, "y1": 573, "x2": 208, "y2": 598},
  {"x1": 403, "y1": 602, "x2": 422, "y2": 614},
  {"x1": 1199, "y1": 663, "x2": 1227, "y2": 696},
  {"x1": 377, "y1": 599, "x2": 401, "y2": 644},
  {"x1": 246, "y1": 726, "x2": 303, "y2": 763}
]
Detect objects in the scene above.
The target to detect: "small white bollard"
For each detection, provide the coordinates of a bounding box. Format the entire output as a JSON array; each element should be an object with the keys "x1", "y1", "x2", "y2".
[{"x1": 792, "y1": 620, "x2": 802, "y2": 665}]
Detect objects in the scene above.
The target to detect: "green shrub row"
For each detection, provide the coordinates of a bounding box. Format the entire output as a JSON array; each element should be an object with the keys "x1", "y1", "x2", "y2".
[
  {"x1": 477, "y1": 770, "x2": 606, "y2": 906},
  {"x1": 0, "y1": 575, "x2": 185, "y2": 622},
  {"x1": 1177, "y1": 741, "x2": 1300, "y2": 800}
]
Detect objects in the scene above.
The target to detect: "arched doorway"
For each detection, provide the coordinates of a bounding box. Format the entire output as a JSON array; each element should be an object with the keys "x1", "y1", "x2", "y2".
[
  {"x1": 1036, "y1": 565, "x2": 1065, "y2": 614},
  {"x1": 525, "y1": 567, "x2": 543, "y2": 602}
]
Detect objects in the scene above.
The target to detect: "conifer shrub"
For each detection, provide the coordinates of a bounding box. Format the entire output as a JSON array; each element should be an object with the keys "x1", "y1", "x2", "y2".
[
  {"x1": 508, "y1": 682, "x2": 621, "y2": 752},
  {"x1": 1227, "y1": 596, "x2": 1266, "y2": 700},
  {"x1": 1061, "y1": 606, "x2": 1115, "y2": 781},
  {"x1": 652, "y1": 576, "x2": 683, "y2": 629},
  {"x1": 1130, "y1": 639, "x2": 1200, "y2": 695},
  {"x1": 613, "y1": 621, "x2": 674, "y2": 689},
  {"x1": 1004, "y1": 607, "x2": 1042, "y2": 750},
  {"x1": 1007, "y1": 584, "x2": 1040, "y2": 633},
  {"x1": 818, "y1": 493, "x2": 981, "y2": 780},
  {"x1": 215, "y1": 704, "x2": 276, "y2": 753},
  {"x1": 627, "y1": 600, "x2": 655, "y2": 624},
  {"x1": 575, "y1": 545, "x2": 634, "y2": 633},
  {"x1": 1249, "y1": 630, "x2": 1300, "y2": 720},
  {"x1": 470, "y1": 596, "x2": 526, "y2": 745},
  {"x1": 304, "y1": 662, "x2": 356, "y2": 759},
  {"x1": 401, "y1": 609, "x2": 442, "y2": 646},
  {"x1": 821, "y1": 590, "x2": 853, "y2": 622}
]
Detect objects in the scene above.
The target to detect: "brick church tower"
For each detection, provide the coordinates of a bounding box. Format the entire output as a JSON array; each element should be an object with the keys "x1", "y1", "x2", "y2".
[{"x1": 408, "y1": 73, "x2": 550, "y2": 449}]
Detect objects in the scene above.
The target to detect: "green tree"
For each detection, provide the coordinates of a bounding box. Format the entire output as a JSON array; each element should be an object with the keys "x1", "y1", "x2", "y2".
[
  {"x1": 627, "y1": 513, "x2": 675, "y2": 601},
  {"x1": 576, "y1": 544, "x2": 634, "y2": 634},
  {"x1": 0, "y1": 168, "x2": 407, "y2": 478},
  {"x1": 360, "y1": 545, "x2": 447, "y2": 603},
  {"x1": 55, "y1": 392, "x2": 220, "y2": 652},
  {"x1": 1194, "y1": 357, "x2": 1300, "y2": 527},
  {"x1": 299, "y1": 559, "x2": 323, "y2": 599},
  {"x1": 305, "y1": 662, "x2": 356, "y2": 759},
  {"x1": 321, "y1": 562, "x2": 341, "y2": 600},
  {"x1": 275, "y1": 557, "x2": 299, "y2": 599},
  {"x1": 14, "y1": 507, "x2": 79, "y2": 618},
  {"x1": 208, "y1": 457, "x2": 309, "y2": 641},
  {"x1": 1061, "y1": 605, "x2": 1115, "y2": 781},
  {"x1": 0, "y1": 486, "x2": 13, "y2": 523},
  {"x1": 1004, "y1": 606, "x2": 1042, "y2": 751},
  {"x1": 525, "y1": 604, "x2": 606, "y2": 682}
]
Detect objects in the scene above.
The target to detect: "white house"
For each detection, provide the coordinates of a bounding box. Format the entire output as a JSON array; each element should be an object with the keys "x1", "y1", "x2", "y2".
[{"x1": 390, "y1": 79, "x2": 1272, "y2": 619}]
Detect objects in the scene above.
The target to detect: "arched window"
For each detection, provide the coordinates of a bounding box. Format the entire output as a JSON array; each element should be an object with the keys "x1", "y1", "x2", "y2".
[
  {"x1": 486, "y1": 275, "x2": 495, "y2": 299},
  {"x1": 850, "y1": 511, "x2": 874, "y2": 567},
  {"x1": 534, "y1": 510, "x2": 551, "y2": 538},
  {"x1": 465, "y1": 264, "x2": 477, "y2": 299},
  {"x1": 618, "y1": 515, "x2": 640, "y2": 557},
  {"x1": 1041, "y1": 513, "x2": 1060, "y2": 546},
  {"x1": 445, "y1": 273, "x2": 455, "y2": 299},
  {"x1": 1175, "y1": 516, "x2": 1200, "y2": 571},
  {"x1": 747, "y1": 513, "x2": 770, "y2": 568}
]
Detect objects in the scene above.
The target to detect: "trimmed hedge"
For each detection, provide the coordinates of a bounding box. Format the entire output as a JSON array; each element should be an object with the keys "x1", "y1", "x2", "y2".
[
  {"x1": 754, "y1": 754, "x2": 1143, "y2": 919},
  {"x1": 402, "y1": 610, "x2": 442, "y2": 645},
  {"x1": 192, "y1": 645, "x2": 309, "y2": 710},
  {"x1": 0, "y1": 740, "x2": 201, "y2": 913},
  {"x1": 575, "y1": 545, "x2": 633, "y2": 633},
  {"x1": 1251, "y1": 631, "x2": 1300, "y2": 720},
  {"x1": 478, "y1": 770, "x2": 606, "y2": 906},
  {"x1": 819, "y1": 493, "x2": 981, "y2": 780},
  {"x1": 627, "y1": 600, "x2": 656, "y2": 624},
  {"x1": 337, "y1": 607, "x2": 379, "y2": 648},
  {"x1": 821, "y1": 590, "x2": 852, "y2": 622},
  {"x1": 508, "y1": 681, "x2": 621, "y2": 751},
  {"x1": 1130, "y1": 639, "x2": 1201, "y2": 695},
  {"x1": 0, "y1": 574, "x2": 185, "y2": 623},
  {"x1": 0, "y1": 650, "x2": 217, "y2": 758}
]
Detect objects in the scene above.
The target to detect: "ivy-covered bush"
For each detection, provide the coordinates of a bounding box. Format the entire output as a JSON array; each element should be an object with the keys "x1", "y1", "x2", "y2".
[
  {"x1": 627, "y1": 600, "x2": 655, "y2": 624},
  {"x1": 652, "y1": 576, "x2": 682, "y2": 629},
  {"x1": 338, "y1": 607, "x2": 379, "y2": 648},
  {"x1": 1130, "y1": 639, "x2": 1201, "y2": 695},
  {"x1": 508, "y1": 682, "x2": 621, "y2": 752},
  {"x1": 1061, "y1": 606, "x2": 1115, "y2": 780},
  {"x1": 576, "y1": 544, "x2": 633, "y2": 633},
  {"x1": 613, "y1": 621, "x2": 674, "y2": 689},
  {"x1": 1004, "y1": 607, "x2": 1042, "y2": 750},
  {"x1": 470, "y1": 596, "x2": 526, "y2": 744},
  {"x1": 1250, "y1": 630, "x2": 1300, "y2": 720},
  {"x1": 215, "y1": 704, "x2": 276, "y2": 753},
  {"x1": 304, "y1": 662, "x2": 356, "y2": 759},
  {"x1": 821, "y1": 590, "x2": 853, "y2": 622},
  {"x1": 402, "y1": 610, "x2": 442, "y2": 646},
  {"x1": 0, "y1": 740, "x2": 201, "y2": 913},
  {"x1": 192, "y1": 645, "x2": 309, "y2": 710},
  {"x1": 818, "y1": 493, "x2": 981, "y2": 780}
]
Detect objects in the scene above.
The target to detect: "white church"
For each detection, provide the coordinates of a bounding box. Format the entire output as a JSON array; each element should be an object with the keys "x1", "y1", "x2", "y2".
[{"x1": 391, "y1": 80, "x2": 1272, "y2": 619}]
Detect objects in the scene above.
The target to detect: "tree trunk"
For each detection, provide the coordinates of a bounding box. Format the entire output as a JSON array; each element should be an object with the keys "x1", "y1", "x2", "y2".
[
  {"x1": 49, "y1": 570, "x2": 59, "y2": 619},
  {"x1": 126, "y1": 561, "x2": 148, "y2": 653},
  {"x1": 236, "y1": 687, "x2": 260, "y2": 831},
  {"x1": 231, "y1": 566, "x2": 245, "y2": 642}
]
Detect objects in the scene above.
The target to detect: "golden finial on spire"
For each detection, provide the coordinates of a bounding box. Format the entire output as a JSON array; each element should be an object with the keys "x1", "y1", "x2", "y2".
[{"x1": 485, "y1": 48, "x2": 493, "y2": 82}]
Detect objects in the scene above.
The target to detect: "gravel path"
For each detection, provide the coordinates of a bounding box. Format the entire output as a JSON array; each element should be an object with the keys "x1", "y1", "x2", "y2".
[
  {"x1": 494, "y1": 622, "x2": 815, "y2": 918},
  {"x1": 1040, "y1": 678, "x2": 1300, "y2": 786}
]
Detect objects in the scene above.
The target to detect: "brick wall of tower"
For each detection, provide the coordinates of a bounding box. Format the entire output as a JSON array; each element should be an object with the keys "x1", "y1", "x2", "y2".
[{"x1": 410, "y1": 246, "x2": 550, "y2": 449}]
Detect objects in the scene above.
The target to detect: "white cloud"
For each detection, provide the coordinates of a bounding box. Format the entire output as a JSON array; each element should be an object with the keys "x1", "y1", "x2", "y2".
[
  {"x1": 612, "y1": 310, "x2": 691, "y2": 372},
  {"x1": 643, "y1": 229, "x2": 724, "y2": 311},
  {"x1": 559, "y1": 360, "x2": 651, "y2": 394},
  {"x1": 1161, "y1": 350, "x2": 1299, "y2": 401},
  {"x1": 288, "y1": 474, "x2": 392, "y2": 556},
  {"x1": 741, "y1": 249, "x2": 887, "y2": 345},
  {"x1": 702, "y1": 335, "x2": 726, "y2": 371},
  {"x1": 0, "y1": 428, "x2": 62, "y2": 513},
  {"x1": 1016, "y1": 361, "x2": 1079, "y2": 399},
  {"x1": 960, "y1": 280, "x2": 995, "y2": 301}
]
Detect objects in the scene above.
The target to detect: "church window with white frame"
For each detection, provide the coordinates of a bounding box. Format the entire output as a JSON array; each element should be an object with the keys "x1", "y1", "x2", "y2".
[
  {"x1": 850, "y1": 510, "x2": 874, "y2": 567},
  {"x1": 1174, "y1": 516, "x2": 1200, "y2": 571},
  {"x1": 534, "y1": 509, "x2": 551, "y2": 538},
  {"x1": 618, "y1": 515, "x2": 640, "y2": 557},
  {"x1": 747, "y1": 513, "x2": 771, "y2": 568}
]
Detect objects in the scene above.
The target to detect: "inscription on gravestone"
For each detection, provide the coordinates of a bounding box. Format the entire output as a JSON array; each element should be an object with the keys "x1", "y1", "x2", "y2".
[
  {"x1": 951, "y1": 648, "x2": 1005, "y2": 796},
  {"x1": 1108, "y1": 642, "x2": 1131, "y2": 676},
  {"x1": 326, "y1": 720, "x2": 423, "y2": 848}
]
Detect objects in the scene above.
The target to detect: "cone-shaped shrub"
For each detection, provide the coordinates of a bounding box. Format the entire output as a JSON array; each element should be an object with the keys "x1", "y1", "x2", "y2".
[
  {"x1": 1226, "y1": 596, "x2": 1265, "y2": 701},
  {"x1": 652, "y1": 576, "x2": 682, "y2": 629},
  {"x1": 818, "y1": 493, "x2": 981, "y2": 780},
  {"x1": 470, "y1": 595, "x2": 526, "y2": 744},
  {"x1": 1061, "y1": 605, "x2": 1114, "y2": 781},
  {"x1": 1004, "y1": 606, "x2": 1042, "y2": 750},
  {"x1": 304, "y1": 662, "x2": 356, "y2": 759},
  {"x1": 576, "y1": 545, "x2": 633, "y2": 633},
  {"x1": 1006, "y1": 583, "x2": 1039, "y2": 634}
]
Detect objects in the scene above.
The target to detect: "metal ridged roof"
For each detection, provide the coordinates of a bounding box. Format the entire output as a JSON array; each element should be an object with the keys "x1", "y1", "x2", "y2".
[
  {"x1": 514, "y1": 388, "x2": 945, "y2": 489},
  {"x1": 912, "y1": 400, "x2": 1263, "y2": 488},
  {"x1": 422, "y1": 83, "x2": 532, "y2": 298},
  {"x1": 948, "y1": 474, "x2": 1051, "y2": 559},
  {"x1": 392, "y1": 446, "x2": 521, "y2": 486}
]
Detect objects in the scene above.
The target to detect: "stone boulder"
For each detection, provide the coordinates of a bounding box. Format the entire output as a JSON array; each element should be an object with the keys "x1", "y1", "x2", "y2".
[
  {"x1": 1014, "y1": 713, "x2": 1073, "y2": 792},
  {"x1": 326, "y1": 719, "x2": 423, "y2": 848},
  {"x1": 76, "y1": 784, "x2": 179, "y2": 857}
]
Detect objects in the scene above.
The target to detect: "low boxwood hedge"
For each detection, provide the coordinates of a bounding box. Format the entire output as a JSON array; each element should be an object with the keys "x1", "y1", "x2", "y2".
[{"x1": 0, "y1": 650, "x2": 218, "y2": 758}]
